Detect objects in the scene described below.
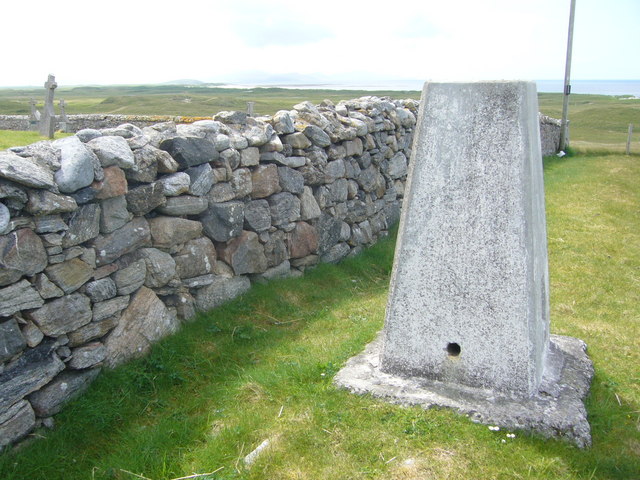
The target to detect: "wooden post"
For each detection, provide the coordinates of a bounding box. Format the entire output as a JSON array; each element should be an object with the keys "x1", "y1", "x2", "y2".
[
  {"x1": 626, "y1": 124, "x2": 633, "y2": 155},
  {"x1": 559, "y1": 0, "x2": 577, "y2": 151}
]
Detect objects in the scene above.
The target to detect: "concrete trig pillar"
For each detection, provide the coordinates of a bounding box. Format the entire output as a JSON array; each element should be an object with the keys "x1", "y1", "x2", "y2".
[
  {"x1": 335, "y1": 81, "x2": 593, "y2": 448},
  {"x1": 380, "y1": 81, "x2": 549, "y2": 396}
]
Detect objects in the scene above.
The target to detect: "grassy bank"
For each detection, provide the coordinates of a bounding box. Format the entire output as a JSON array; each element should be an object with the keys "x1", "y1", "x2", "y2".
[
  {"x1": 0, "y1": 151, "x2": 638, "y2": 479},
  {"x1": 0, "y1": 130, "x2": 71, "y2": 150}
]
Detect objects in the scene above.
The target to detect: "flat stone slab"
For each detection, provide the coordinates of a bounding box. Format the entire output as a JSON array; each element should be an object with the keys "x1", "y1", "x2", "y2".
[{"x1": 335, "y1": 333, "x2": 594, "y2": 448}]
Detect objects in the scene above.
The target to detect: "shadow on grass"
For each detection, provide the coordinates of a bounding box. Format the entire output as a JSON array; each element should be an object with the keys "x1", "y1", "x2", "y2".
[{"x1": 0, "y1": 232, "x2": 396, "y2": 480}]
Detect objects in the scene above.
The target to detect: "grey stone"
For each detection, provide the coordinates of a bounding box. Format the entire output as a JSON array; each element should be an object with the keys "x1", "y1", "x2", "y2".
[
  {"x1": 186, "y1": 163, "x2": 214, "y2": 196},
  {"x1": 260, "y1": 133, "x2": 283, "y2": 153},
  {"x1": 53, "y1": 136, "x2": 97, "y2": 193},
  {"x1": 0, "y1": 151, "x2": 56, "y2": 190},
  {"x1": 243, "y1": 123, "x2": 273, "y2": 147},
  {"x1": 100, "y1": 195, "x2": 131, "y2": 234},
  {"x1": 229, "y1": 133, "x2": 249, "y2": 150},
  {"x1": 0, "y1": 400, "x2": 35, "y2": 449},
  {"x1": 127, "y1": 145, "x2": 161, "y2": 182},
  {"x1": 148, "y1": 216, "x2": 203, "y2": 249},
  {"x1": 93, "y1": 217, "x2": 151, "y2": 266},
  {"x1": 320, "y1": 242, "x2": 351, "y2": 263},
  {"x1": 268, "y1": 192, "x2": 300, "y2": 226},
  {"x1": 68, "y1": 315, "x2": 119, "y2": 347},
  {"x1": 251, "y1": 164, "x2": 280, "y2": 199},
  {"x1": 113, "y1": 259, "x2": 146, "y2": 295},
  {"x1": 244, "y1": 200, "x2": 271, "y2": 232},
  {"x1": 33, "y1": 273, "x2": 64, "y2": 299},
  {"x1": 328, "y1": 178, "x2": 349, "y2": 203},
  {"x1": 278, "y1": 167, "x2": 304, "y2": 194},
  {"x1": 104, "y1": 287, "x2": 179, "y2": 368},
  {"x1": 157, "y1": 196, "x2": 208, "y2": 216},
  {"x1": 386, "y1": 152, "x2": 408, "y2": 179},
  {"x1": 325, "y1": 159, "x2": 346, "y2": 183},
  {"x1": 0, "y1": 339, "x2": 65, "y2": 412},
  {"x1": 201, "y1": 201, "x2": 244, "y2": 242},
  {"x1": 335, "y1": 334, "x2": 594, "y2": 448},
  {"x1": 0, "y1": 280, "x2": 44, "y2": 317},
  {"x1": 62, "y1": 203, "x2": 101, "y2": 247},
  {"x1": 29, "y1": 368, "x2": 100, "y2": 417},
  {"x1": 272, "y1": 111, "x2": 295, "y2": 134},
  {"x1": 240, "y1": 147, "x2": 260, "y2": 167},
  {"x1": 159, "y1": 136, "x2": 218, "y2": 169},
  {"x1": 68, "y1": 342, "x2": 107, "y2": 369},
  {"x1": 10, "y1": 140, "x2": 59, "y2": 171},
  {"x1": 0, "y1": 180, "x2": 28, "y2": 213},
  {"x1": 208, "y1": 183, "x2": 235, "y2": 203},
  {"x1": 87, "y1": 136, "x2": 135, "y2": 169},
  {"x1": 174, "y1": 237, "x2": 217, "y2": 279},
  {"x1": 283, "y1": 132, "x2": 311, "y2": 149},
  {"x1": 218, "y1": 231, "x2": 268, "y2": 275},
  {"x1": 252, "y1": 260, "x2": 291, "y2": 283},
  {"x1": 300, "y1": 186, "x2": 322, "y2": 220},
  {"x1": 125, "y1": 182, "x2": 166, "y2": 216},
  {"x1": 27, "y1": 293, "x2": 92, "y2": 336},
  {"x1": 214, "y1": 110, "x2": 247, "y2": 125},
  {"x1": 344, "y1": 138, "x2": 364, "y2": 157},
  {"x1": 34, "y1": 215, "x2": 68, "y2": 234},
  {"x1": 76, "y1": 129, "x2": 102, "y2": 142},
  {"x1": 263, "y1": 230, "x2": 288, "y2": 267},
  {"x1": 0, "y1": 318, "x2": 26, "y2": 363},
  {"x1": 315, "y1": 213, "x2": 343, "y2": 255},
  {"x1": 158, "y1": 172, "x2": 191, "y2": 196},
  {"x1": 92, "y1": 296, "x2": 130, "y2": 323},
  {"x1": 303, "y1": 125, "x2": 331, "y2": 147},
  {"x1": 84, "y1": 278, "x2": 117, "y2": 303},
  {"x1": 182, "y1": 274, "x2": 216, "y2": 288},
  {"x1": 220, "y1": 148, "x2": 241, "y2": 169},
  {"x1": 138, "y1": 248, "x2": 176, "y2": 288},
  {"x1": 45, "y1": 258, "x2": 94, "y2": 294},
  {"x1": 231, "y1": 168, "x2": 252, "y2": 198},
  {"x1": 194, "y1": 276, "x2": 251, "y2": 312},
  {"x1": 26, "y1": 191, "x2": 77, "y2": 215},
  {"x1": 21, "y1": 321, "x2": 44, "y2": 348},
  {"x1": 0, "y1": 228, "x2": 48, "y2": 286}
]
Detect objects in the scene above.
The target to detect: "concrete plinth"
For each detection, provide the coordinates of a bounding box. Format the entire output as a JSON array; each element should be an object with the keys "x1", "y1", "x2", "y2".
[{"x1": 335, "y1": 333, "x2": 594, "y2": 448}]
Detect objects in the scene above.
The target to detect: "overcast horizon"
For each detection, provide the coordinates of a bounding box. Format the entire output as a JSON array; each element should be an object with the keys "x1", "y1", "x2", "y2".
[{"x1": 2, "y1": 0, "x2": 639, "y2": 88}]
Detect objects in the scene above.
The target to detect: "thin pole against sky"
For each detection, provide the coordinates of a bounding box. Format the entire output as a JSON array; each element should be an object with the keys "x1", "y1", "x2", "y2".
[{"x1": 559, "y1": 0, "x2": 577, "y2": 150}]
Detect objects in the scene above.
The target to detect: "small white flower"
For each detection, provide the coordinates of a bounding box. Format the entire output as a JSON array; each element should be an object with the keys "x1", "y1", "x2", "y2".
[
  {"x1": 488, "y1": 426, "x2": 500, "y2": 431},
  {"x1": 507, "y1": 433, "x2": 516, "y2": 438},
  {"x1": 501, "y1": 439, "x2": 506, "y2": 443}
]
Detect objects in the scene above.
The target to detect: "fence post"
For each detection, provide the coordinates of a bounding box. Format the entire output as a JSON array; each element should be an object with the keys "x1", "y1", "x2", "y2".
[{"x1": 626, "y1": 124, "x2": 633, "y2": 155}]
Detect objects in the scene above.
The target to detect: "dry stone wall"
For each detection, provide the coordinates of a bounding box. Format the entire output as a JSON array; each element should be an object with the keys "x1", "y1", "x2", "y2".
[{"x1": 0, "y1": 96, "x2": 416, "y2": 449}]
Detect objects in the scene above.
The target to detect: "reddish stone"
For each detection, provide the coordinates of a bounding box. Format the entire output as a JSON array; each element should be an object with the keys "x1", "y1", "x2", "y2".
[
  {"x1": 287, "y1": 222, "x2": 319, "y2": 259},
  {"x1": 94, "y1": 166, "x2": 128, "y2": 199}
]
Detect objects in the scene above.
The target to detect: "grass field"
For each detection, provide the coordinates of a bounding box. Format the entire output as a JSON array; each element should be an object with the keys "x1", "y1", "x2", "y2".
[
  {"x1": 0, "y1": 150, "x2": 638, "y2": 479},
  {"x1": 1, "y1": 85, "x2": 638, "y2": 153}
]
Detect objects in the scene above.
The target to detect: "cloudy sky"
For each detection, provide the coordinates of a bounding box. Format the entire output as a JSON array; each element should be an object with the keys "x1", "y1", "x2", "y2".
[{"x1": 2, "y1": 0, "x2": 638, "y2": 87}]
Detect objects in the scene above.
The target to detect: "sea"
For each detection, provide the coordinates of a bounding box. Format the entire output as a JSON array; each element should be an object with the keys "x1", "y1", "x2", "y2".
[{"x1": 217, "y1": 79, "x2": 640, "y2": 98}]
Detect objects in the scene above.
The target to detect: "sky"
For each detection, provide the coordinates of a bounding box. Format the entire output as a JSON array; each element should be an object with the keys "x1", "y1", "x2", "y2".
[{"x1": 1, "y1": 0, "x2": 639, "y2": 88}]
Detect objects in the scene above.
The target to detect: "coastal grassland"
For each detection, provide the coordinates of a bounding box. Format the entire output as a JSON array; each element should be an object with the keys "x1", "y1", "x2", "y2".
[
  {"x1": 0, "y1": 130, "x2": 72, "y2": 150},
  {"x1": 0, "y1": 151, "x2": 637, "y2": 479},
  {"x1": 0, "y1": 84, "x2": 421, "y2": 117},
  {"x1": 538, "y1": 93, "x2": 640, "y2": 152}
]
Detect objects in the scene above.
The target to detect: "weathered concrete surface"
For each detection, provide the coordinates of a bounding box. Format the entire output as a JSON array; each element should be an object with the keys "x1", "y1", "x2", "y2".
[
  {"x1": 335, "y1": 334, "x2": 594, "y2": 448},
  {"x1": 380, "y1": 82, "x2": 550, "y2": 396},
  {"x1": 336, "y1": 81, "x2": 593, "y2": 448}
]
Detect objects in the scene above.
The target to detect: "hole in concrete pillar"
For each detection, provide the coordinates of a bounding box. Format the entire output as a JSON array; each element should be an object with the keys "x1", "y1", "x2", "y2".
[{"x1": 446, "y1": 343, "x2": 461, "y2": 357}]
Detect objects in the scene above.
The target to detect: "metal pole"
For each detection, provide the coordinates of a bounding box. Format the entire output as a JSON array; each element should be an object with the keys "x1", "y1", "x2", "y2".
[{"x1": 559, "y1": 0, "x2": 576, "y2": 151}]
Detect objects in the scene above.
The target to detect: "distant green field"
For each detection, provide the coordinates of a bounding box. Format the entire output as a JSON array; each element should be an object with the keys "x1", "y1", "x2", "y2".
[{"x1": 1, "y1": 85, "x2": 638, "y2": 152}]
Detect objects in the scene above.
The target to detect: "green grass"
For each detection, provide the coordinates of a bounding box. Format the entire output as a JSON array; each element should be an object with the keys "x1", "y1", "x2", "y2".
[
  {"x1": 0, "y1": 151, "x2": 638, "y2": 479},
  {"x1": 0, "y1": 130, "x2": 72, "y2": 150},
  {"x1": 0, "y1": 84, "x2": 421, "y2": 117}
]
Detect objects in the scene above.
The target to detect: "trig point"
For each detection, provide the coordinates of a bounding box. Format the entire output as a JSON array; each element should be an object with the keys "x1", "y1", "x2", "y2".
[{"x1": 335, "y1": 81, "x2": 594, "y2": 447}]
